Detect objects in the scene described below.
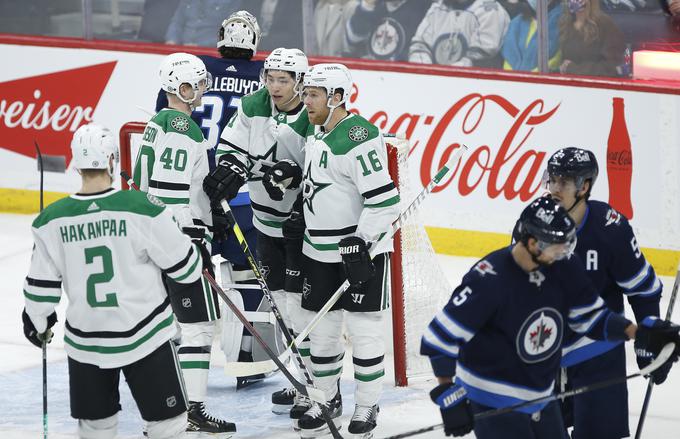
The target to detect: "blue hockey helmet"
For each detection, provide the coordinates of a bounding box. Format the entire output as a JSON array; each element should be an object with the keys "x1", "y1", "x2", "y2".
[
  {"x1": 547, "y1": 147, "x2": 599, "y2": 193},
  {"x1": 516, "y1": 196, "x2": 577, "y2": 257}
]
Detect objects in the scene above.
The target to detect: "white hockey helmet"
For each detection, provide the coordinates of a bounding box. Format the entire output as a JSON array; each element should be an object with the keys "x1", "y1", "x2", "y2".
[
  {"x1": 218, "y1": 10, "x2": 261, "y2": 54},
  {"x1": 264, "y1": 48, "x2": 309, "y2": 81},
  {"x1": 159, "y1": 52, "x2": 212, "y2": 105},
  {"x1": 70, "y1": 123, "x2": 118, "y2": 177},
  {"x1": 303, "y1": 63, "x2": 353, "y2": 108}
]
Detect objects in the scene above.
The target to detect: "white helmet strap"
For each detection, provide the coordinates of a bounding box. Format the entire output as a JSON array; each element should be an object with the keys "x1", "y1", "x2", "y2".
[{"x1": 323, "y1": 91, "x2": 345, "y2": 129}]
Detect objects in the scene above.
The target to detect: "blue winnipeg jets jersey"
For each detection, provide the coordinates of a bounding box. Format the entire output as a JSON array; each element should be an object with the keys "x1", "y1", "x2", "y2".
[
  {"x1": 421, "y1": 247, "x2": 631, "y2": 413},
  {"x1": 561, "y1": 200, "x2": 661, "y2": 366},
  {"x1": 156, "y1": 56, "x2": 263, "y2": 206}
]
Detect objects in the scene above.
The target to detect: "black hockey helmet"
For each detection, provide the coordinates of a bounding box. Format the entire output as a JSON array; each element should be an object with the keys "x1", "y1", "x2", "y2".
[
  {"x1": 516, "y1": 196, "x2": 577, "y2": 249},
  {"x1": 547, "y1": 147, "x2": 599, "y2": 195}
]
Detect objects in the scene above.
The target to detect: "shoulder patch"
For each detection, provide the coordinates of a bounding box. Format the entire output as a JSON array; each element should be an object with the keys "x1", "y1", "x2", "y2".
[
  {"x1": 147, "y1": 193, "x2": 165, "y2": 207},
  {"x1": 473, "y1": 260, "x2": 497, "y2": 276},
  {"x1": 605, "y1": 208, "x2": 622, "y2": 227},
  {"x1": 348, "y1": 125, "x2": 369, "y2": 142},
  {"x1": 170, "y1": 116, "x2": 190, "y2": 132}
]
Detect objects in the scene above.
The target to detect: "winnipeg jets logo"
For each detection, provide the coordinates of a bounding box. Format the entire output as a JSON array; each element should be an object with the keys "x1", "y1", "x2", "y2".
[
  {"x1": 516, "y1": 308, "x2": 563, "y2": 363},
  {"x1": 370, "y1": 18, "x2": 406, "y2": 58},
  {"x1": 473, "y1": 260, "x2": 497, "y2": 276},
  {"x1": 549, "y1": 150, "x2": 565, "y2": 165},
  {"x1": 605, "y1": 208, "x2": 622, "y2": 227},
  {"x1": 170, "y1": 116, "x2": 190, "y2": 132},
  {"x1": 529, "y1": 270, "x2": 545, "y2": 287}
]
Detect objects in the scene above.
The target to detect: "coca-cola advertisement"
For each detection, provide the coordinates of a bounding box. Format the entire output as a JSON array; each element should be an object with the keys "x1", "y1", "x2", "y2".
[{"x1": 0, "y1": 42, "x2": 678, "y2": 256}]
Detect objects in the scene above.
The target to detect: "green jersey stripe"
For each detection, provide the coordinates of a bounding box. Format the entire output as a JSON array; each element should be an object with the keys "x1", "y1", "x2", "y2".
[
  {"x1": 64, "y1": 314, "x2": 174, "y2": 354},
  {"x1": 364, "y1": 194, "x2": 400, "y2": 208},
  {"x1": 24, "y1": 290, "x2": 60, "y2": 303},
  {"x1": 303, "y1": 235, "x2": 339, "y2": 251},
  {"x1": 170, "y1": 246, "x2": 201, "y2": 282},
  {"x1": 180, "y1": 361, "x2": 211, "y2": 369},
  {"x1": 157, "y1": 196, "x2": 190, "y2": 205}
]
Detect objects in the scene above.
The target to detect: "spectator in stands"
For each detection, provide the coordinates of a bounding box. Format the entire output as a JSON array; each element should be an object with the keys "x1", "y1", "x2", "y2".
[
  {"x1": 345, "y1": 0, "x2": 431, "y2": 61},
  {"x1": 137, "y1": 0, "x2": 180, "y2": 42},
  {"x1": 497, "y1": 0, "x2": 524, "y2": 18},
  {"x1": 501, "y1": 0, "x2": 562, "y2": 72},
  {"x1": 165, "y1": 0, "x2": 242, "y2": 46},
  {"x1": 314, "y1": 0, "x2": 359, "y2": 56},
  {"x1": 409, "y1": 0, "x2": 510, "y2": 68},
  {"x1": 253, "y1": 0, "x2": 305, "y2": 51},
  {"x1": 558, "y1": 0, "x2": 625, "y2": 76}
]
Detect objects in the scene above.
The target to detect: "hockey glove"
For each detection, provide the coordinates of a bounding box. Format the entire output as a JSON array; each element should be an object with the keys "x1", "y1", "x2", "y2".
[
  {"x1": 210, "y1": 203, "x2": 233, "y2": 243},
  {"x1": 635, "y1": 316, "x2": 680, "y2": 384},
  {"x1": 430, "y1": 382, "x2": 474, "y2": 437},
  {"x1": 338, "y1": 236, "x2": 375, "y2": 286},
  {"x1": 203, "y1": 155, "x2": 247, "y2": 204},
  {"x1": 22, "y1": 309, "x2": 57, "y2": 348},
  {"x1": 283, "y1": 211, "x2": 305, "y2": 241},
  {"x1": 262, "y1": 159, "x2": 302, "y2": 201}
]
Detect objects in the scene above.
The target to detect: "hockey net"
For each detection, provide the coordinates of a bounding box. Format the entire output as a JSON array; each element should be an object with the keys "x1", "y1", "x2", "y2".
[{"x1": 119, "y1": 123, "x2": 453, "y2": 387}]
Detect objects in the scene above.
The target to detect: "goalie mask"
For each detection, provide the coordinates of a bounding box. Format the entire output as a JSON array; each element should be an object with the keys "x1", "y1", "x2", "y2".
[
  {"x1": 159, "y1": 52, "x2": 212, "y2": 108},
  {"x1": 218, "y1": 10, "x2": 261, "y2": 55},
  {"x1": 70, "y1": 123, "x2": 119, "y2": 178},
  {"x1": 303, "y1": 63, "x2": 353, "y2": 127}
]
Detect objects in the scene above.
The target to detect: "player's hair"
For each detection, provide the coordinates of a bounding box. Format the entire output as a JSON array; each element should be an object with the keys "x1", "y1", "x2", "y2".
[
  {"x1": 218, "y1": 46, "x2": 254, "y2": 60},
  {"x1": 80, "y1": 168, "x2": 109, "y2": 178}
]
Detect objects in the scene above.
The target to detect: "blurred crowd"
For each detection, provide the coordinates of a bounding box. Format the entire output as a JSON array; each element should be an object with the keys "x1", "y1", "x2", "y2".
[{"x1": 2, "y1": 0, "x2": 680, "y2": 77}]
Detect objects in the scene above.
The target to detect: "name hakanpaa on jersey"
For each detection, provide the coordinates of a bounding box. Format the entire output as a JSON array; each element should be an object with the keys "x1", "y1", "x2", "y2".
[{"x1": 59, "y1": 219, "x2": 127, "y2": 243}]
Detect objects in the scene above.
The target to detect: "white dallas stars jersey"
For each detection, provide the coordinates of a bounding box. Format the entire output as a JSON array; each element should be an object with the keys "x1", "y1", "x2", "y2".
[
  {"x1": 302, "y1": 113, "x2": 400, "y2": 263},
  {"x1": 23, "y1": 189, "x2": 203, "y2": 368},
  {"x1": 217, "y1": 87, "x2": 310, "y2": 237},
  {"x1": 133, "y1": 108, "x2": 212, "y2": 235}
]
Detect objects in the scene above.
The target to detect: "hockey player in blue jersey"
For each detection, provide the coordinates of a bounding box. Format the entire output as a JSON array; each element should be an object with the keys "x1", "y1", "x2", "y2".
[
  {"x1": 420, "y1": 196, "x2": 679, "y2": 438},
  {"x1": 545, "y1": 147, "x2": 665, "y2": 439},
  {"x1": 155, "y1": 10, "x2": 268, "y2": 389}
]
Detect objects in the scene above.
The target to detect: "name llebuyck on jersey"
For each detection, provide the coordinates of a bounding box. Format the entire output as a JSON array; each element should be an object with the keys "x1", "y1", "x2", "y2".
[
  {"x1": 209, "y1": 76, "x2": 261, "y2": 95},
  {"x1": 60, "y1": 219, "x2": 127, "y2": 243}
]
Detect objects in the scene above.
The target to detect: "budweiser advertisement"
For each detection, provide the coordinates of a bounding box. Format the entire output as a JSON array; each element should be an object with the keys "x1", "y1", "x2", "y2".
[{"x1": 0, "y1": 43, "x2": 678, "y2": 253}]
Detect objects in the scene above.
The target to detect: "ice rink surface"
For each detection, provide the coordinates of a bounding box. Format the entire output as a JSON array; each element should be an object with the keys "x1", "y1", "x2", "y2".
[{"x1": 1, "y1": 212, "x2": 678, "y2": 439}]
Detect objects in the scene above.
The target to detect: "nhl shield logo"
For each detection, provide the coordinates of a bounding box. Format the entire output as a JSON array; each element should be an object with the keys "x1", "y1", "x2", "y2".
[
  {"x1": 348, "y1": 126, "x2": 369, "y2": 142},
  {"x1": 182, "y1": 298, "x2": 192, "y2": 308},
  {"x1": 166, "y1": 396, "x2": 177, "y2": 407},
  {"x1": 171, "y1": 116, "x2": 190, "y2": 132},
  {"x1": 516, "y1": 307, "x2": 563, "y2": 364}
]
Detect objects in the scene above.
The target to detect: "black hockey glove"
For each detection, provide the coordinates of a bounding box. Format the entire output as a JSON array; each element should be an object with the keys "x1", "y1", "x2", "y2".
[
  {"x1": 210, "y1": 203, "x2": 233, "y2": 243},
  {"x1": 635, "y1": 317, "x2": 680, "y2": 384},
  {"x1": 182, "y1": 227, "x2": 214, "y2": 276},
  {"x1": 203, "y1": 154, "x2": 247, "y2": 204},
  {"x1": 262, "y1": 159, "x2": 302, "y2": 201},
  {"x1": 283, "y1": 211, "x2": 305, "y2": 241},
  {"x1": 22, "y1": 309, "x2": 57, "y2": 348},
  {"x1": 430, "y1": 382, "x2": 474, "y2": 437},
  {"x1": 338, "y1": 236, "x2": 375, "y2": 286}
]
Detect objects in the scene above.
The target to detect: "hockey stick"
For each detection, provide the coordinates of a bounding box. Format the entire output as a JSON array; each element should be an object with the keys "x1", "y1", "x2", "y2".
[
  {"x1": 204, "y1": 271, "x2": 343, "y2": 438},
  {"x1": 382, "y1": 343, "x2": 676, "y2": 439},
  {"x1": 122, "y1": 171, "x2": 342, "y2": 438},
  {"x1": 224, "y1": 143, "x2": 469, "y2": 377},
  {"x1": 216, "y1": 198, "x2": 343, "y2": 438},
  {"x1": 384, "y1": 343, "x2": 676, "y2": 439},
  {"x1": 634, "y1": 260, "x2": 680, "y2": 439},
  {"x1": 35, "y1": 140, "x2": 48, "y2": 439}
]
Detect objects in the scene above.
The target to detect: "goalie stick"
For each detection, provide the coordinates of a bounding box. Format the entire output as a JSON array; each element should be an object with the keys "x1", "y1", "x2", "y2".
[
  {"x1": 384, "y1": 342, "x2": 677, "y2": 439},
  {"x1": 634, "y1": 260, "x2": 680, "y2": 439},
  {"x1": 121, "y1": 171, "x2": 342, "y2": 438},
  {"x1": 223, "y1": 143, "x2": 469, "y2": 376}
]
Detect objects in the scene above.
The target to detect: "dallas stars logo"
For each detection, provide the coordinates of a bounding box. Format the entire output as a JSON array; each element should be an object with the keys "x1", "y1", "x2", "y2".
[
  {"x1": 249, "y1": 143, "x2": 278, "y2": 181},
  {"x1": 529, "y1": 317, "x2": 553, "y2": 352},
  {"x1": 171, "y1": 116, "x2": 190, "y2": 132},
  {"x1": 302, "y1": 166, "x2": 330, "y2": 215}
]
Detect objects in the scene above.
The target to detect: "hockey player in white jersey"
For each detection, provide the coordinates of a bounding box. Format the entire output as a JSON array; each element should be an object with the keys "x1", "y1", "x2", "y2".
[
  {"x1": 133, "y1": 52, "x2": 235, "y2": 436},
  {"x1": 203, "y1": 48, "x2": 312, "y2": 416},
  {"x1": 292, "y1": 63, "x2": 401, "y2": 437},
  {"x1": 409, "y1": 0, "x2": 510, "y2": 68},
  {"x1": 21, "y1": 123, "x2": 207, "y2": 439}
]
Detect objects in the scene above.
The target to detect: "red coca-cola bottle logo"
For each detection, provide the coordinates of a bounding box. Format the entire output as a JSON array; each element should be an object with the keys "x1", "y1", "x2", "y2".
[{"x1": 606, "y1": 97, "x2": 634, "y2": 219}]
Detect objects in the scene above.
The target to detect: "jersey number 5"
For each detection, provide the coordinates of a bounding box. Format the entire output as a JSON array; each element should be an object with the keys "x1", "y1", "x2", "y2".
[
  {"x1": 452, "y1": 286, "x2": 472, "y2": 306},
  {"x1": 85, "y1": 245, "x2": 118, "y2": 308}
]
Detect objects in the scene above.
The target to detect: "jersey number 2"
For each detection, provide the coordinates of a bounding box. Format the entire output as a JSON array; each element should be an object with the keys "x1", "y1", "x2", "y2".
[{"x1": 85, "y1": 246, "x2": 118, "y2": 308}]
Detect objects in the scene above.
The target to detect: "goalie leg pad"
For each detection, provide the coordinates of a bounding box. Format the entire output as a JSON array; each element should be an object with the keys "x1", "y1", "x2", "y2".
[
  {"x1": 346, "y1": 311, "x2": 386, "y2": 407},
  {"x1": 177, "y1": 321, "x2": 215, "y2": 402},
  {"x1": 78, "y1": 414, "x2": 118, "y2": 439},
  {"x1": 310, "y1": 310, "x2": 345, "y2": 401},
  {"x1": 252, "y1": 290, "x2": 287, "y2": 364},
  {"x1": 145, "y1": 412, "x2": 188, "y2": 439}
]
